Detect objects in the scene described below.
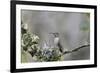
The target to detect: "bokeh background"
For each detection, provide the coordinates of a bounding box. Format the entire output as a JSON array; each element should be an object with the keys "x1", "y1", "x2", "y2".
[{"x1": 21, "y1": 9, "x2": 90, "y2": 61}]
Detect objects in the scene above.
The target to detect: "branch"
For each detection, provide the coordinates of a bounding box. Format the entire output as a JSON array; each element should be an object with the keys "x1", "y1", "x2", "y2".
[{"x1": 62, "y1": 44, "x2": 90, "y2": 56}]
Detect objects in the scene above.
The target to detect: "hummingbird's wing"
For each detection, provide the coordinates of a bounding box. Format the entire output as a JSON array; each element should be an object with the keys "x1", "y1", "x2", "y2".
[{"x1": 57, "y1": 42, "x2": 63, "y2": 53}]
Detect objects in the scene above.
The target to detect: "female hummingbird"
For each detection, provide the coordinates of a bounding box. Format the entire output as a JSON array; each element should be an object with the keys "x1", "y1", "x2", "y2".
[{"x1": 50, "y1": 33, "x2": 63, "y2": 53}]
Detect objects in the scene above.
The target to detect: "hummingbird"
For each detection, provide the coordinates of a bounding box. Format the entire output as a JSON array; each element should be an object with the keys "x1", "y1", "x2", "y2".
[{"x1": 50, "y1": 33, "x2": 64, "y2": 53}]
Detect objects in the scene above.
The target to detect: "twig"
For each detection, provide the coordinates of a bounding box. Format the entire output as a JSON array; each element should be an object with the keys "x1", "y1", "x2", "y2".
[{"x1": 61, "y1": 44, "x2": 90, "y2": 56}]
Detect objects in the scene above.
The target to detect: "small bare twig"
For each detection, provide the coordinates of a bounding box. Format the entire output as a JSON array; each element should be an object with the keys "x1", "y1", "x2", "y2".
[{"x1": 60, "y1": 44, "x2": 90, "y2": 56}]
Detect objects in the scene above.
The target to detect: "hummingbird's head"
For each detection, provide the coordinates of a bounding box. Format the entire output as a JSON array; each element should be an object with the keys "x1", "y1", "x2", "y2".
[{"x1": 49, "y1": 33, "x2": 59, "y2": 37}]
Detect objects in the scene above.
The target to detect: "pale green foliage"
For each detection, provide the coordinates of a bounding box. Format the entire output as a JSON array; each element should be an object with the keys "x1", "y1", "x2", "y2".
[
  {"x1": 80, "y1": 13, "x2": 90, "y2": 31},
  {"x1": 21, "y1": 49, "x2": 36, "y2": 63}
]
